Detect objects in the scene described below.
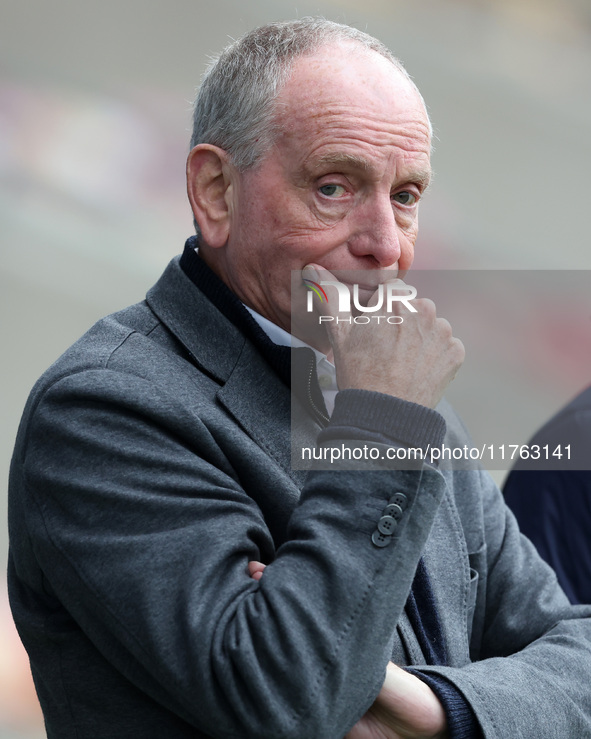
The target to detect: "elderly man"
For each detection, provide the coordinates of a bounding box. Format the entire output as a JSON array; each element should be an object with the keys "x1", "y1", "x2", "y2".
[{"x1": 8, "y1": 18, "x2": 591, "y2": 739}]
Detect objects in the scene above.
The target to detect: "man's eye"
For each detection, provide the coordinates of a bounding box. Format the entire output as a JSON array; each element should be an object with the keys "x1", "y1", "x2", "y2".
[
  {"x1": 319, "y1": 184, "x2": 346, "y2": 198},
  {"x1": 392, "y1": 191, "x2": 417, "y2": 206}
]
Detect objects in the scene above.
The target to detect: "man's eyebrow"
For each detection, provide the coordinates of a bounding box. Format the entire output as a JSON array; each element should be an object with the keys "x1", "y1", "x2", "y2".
[
  {"x1": 405, "y1": 169, "x2": 432, "y2": 190},
  {"x1": 315, "y1": 153, "x2": 373, "y2": 172},
  {"x1": 313, "y1": 154, "x2": 432, "y2": 190}
]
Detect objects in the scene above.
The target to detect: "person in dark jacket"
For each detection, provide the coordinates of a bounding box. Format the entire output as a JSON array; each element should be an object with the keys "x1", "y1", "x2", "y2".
[{"x1": 504, "y1": 385, "x2": 591, "y2": 604}]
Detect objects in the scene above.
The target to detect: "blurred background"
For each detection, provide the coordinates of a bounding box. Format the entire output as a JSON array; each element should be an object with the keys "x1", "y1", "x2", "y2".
[{"x1": 2, "y1": 0, "x2": 591, "y2": 735}]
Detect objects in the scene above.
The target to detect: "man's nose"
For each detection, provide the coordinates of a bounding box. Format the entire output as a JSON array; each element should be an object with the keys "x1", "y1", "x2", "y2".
[{"x1": 347, "y1": 197, "x2": 402, "y2": 268}]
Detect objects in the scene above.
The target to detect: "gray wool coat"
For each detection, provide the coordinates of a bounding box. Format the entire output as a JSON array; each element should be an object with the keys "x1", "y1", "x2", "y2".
[{"x1": 8, "y1": 255, "x2": 591, "y2": 738}]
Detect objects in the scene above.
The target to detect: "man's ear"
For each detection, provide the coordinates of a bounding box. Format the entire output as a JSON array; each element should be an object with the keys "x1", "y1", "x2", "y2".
[{"x1": 186, "y1": 145, "x2": 234, "y2": 248}]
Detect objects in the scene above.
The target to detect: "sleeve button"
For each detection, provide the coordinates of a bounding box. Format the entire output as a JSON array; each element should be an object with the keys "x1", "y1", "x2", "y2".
[
  {"x1": 389, "y1": 493, "x2": 408, "y2": 510},
  {"x1": 371, "y1": 530, "x2": 392, "y2": 548},
  {"x1": 383, "y1": 503, "x2": 404, "y2": 520},
  {"x1": 377, "y1": 515, "x2": 398, "y2": 535}
]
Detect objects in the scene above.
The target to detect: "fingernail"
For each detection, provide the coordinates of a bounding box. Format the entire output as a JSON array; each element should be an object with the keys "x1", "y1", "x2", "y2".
[{"x1": 302, "y1": 264, "x2": 318, "y2": 281}]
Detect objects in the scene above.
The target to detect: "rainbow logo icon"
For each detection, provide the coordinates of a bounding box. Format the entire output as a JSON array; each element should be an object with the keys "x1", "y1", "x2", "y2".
[{"x1": 303, "y1": 278, "x2": 328, "y2": 303}]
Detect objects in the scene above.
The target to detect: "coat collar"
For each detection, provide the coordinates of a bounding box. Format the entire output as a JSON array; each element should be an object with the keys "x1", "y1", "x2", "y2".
[{"x1": 145, "y1": 254, "x2": 247, "y2": 384}]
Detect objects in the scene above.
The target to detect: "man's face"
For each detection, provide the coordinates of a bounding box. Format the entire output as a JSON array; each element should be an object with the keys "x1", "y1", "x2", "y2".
[{"x1": 219, "y1": 42, "x2": 432, "y2": 337}]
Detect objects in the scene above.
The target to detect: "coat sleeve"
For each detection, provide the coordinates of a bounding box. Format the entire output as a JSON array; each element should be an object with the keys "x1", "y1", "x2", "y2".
[
  {"x1": 12, "y1": 366, "x2": 446, "y2": 739},
  {"x1": 416, "y1": 468, "x2": 591, "y2": 738}
]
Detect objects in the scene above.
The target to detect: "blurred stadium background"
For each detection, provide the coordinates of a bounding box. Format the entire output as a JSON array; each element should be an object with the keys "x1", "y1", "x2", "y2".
[{"x1": 2, "y1": 0, "x2": 591, "y2": 735}]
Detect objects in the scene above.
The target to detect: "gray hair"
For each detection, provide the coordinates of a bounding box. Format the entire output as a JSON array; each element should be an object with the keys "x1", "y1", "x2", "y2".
[{"x1": 190, "y1": 18, "x2": 418, "y2": 171}]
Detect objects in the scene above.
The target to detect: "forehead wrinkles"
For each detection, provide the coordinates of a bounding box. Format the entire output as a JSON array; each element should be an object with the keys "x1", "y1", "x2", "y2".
[
  {"x1": 271, "y1": 44, "x2": 431, "y2": 176},
  {"x1": 276, "y1": 80, "x2": 430, "y2": 157},
  {"x1": 280, "y1": 107, "x2": 431, "y2": 164}
]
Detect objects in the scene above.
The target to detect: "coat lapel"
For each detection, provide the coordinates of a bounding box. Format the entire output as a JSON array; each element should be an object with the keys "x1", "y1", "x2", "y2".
[
  {"x1": 216, "y1": 342, "x2": 309, "y2": 487},
  {"x1": 146, "y1": 256, "x2": 311, "y2": 487}
]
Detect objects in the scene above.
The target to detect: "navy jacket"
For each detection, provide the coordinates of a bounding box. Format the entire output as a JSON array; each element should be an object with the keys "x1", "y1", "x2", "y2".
[{"x1": 504, "y1": 386, "x2": 591, "y2": 604}]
